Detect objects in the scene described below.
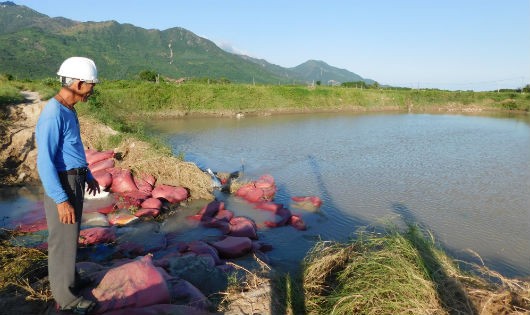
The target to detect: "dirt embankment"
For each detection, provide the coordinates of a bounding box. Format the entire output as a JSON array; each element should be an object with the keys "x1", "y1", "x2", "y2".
[
  {"x1": 0, "y1": 91, "x2": 213, "y2": 199},
  {"x1": 0, "y1": 91, "x2": 44, "y2": 186}
]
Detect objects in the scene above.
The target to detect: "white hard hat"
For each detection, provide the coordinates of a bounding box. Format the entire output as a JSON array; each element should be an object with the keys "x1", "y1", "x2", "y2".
[{"x1": 57, "y1": 57, "x2": 99, "y2": 83}]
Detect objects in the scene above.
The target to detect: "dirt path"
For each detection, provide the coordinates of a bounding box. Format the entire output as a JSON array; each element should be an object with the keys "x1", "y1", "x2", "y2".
[{"x1": 0, "y1": 91, "x2": 45, "y2": 185}]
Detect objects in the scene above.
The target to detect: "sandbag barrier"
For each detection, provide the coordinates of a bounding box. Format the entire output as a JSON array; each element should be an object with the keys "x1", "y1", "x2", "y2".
[{"x1": 8, "y1": 150, "x2": 324, "y2": 314}]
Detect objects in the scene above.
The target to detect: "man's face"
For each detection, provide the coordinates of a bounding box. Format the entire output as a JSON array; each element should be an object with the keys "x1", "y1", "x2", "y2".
[{"x1": 77, "y1": 81, "x2": 96, "y2": 102}]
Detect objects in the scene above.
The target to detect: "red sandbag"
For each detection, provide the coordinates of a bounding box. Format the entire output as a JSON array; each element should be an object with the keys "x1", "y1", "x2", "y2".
[
  {"x1": 187, "y1": 240, "x2": 222, "y2": 265},
  {"x1": 86, "y1": 149, "x2": 115, "y2": 165},
  {"x1": 88, "y1": 157, "x2": 115, "y2": 173},
  {"x1": 215, "y1": 209, "x2": 234, "y2": 222},
  {"x1": 198, "y1": 200, "x2": 223, "y2": 218},
  {"x1": 229, "y1": 216, "x2": 258, "y2": 239},
  {"x1": 201, "y1": 218, "x2": 230, "y2": 234},
  {"x1": 134, "y1": 176, "x2": 154, "y2": 194},
  {"x1": 291, "y1": 195, "x2": 323, "y2": 208},
  {"x1": 91, "y1": 255, "x2": 170, "y2": 313},
  {"x1": 110, "y1": 169, "x2": 139, "y2": 193},
  {"x1": 79, "y1": 227, "x2": 116, "y2": 245},
  {"x1": 289, "y1": 215, "x2": 307, "y2": 231},
  {"x1": 107, "y1": 210, "x2": 139, "y2": 226},
  {"x1": 134, "y1": 208, "x2": 160, "y2": 218},
  {"x1": 141, "y1": 198, "x2": 162, "y2": 210},
  {"x1": 235, "y1": 183, "x2": 254, "y2": 197},
  {"x1": 96, "y1": 203, "x2": 116, "y2": 215},
  {"x1": 92, "y1": 169, "x2": 113, "y2": 189},
  {"x1": 264, "y1": 206, "x2": 292, "y2": 228},
  {"x1": 210, "y1": 236, "x2": 252, "y2": 259},
  {"x1": 255, "y1": 174, "x2": 275, "y2": 188},
  {"x1": 255, "y1": 202, "x2": 284, "y2": 212},
  {"x1": 151, "y1": 184, "x2": 188, "y2": 203},
  {"x1": 244, "y1": 187, "x2": 264, "y2": 203}
]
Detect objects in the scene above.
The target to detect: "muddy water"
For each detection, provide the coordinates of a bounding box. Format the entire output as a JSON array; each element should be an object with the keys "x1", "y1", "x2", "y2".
[
  {"x1": 1, "y1": 112, "x2": 528, "y2": 278},
  {"x1": 148, "y1": 112, "x2": 530, "y2": 277}
]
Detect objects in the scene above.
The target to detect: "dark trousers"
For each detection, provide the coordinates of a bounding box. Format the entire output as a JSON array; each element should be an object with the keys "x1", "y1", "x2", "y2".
[{"x1": 44, "y1": 173, "x2": 85, "y2": 308}]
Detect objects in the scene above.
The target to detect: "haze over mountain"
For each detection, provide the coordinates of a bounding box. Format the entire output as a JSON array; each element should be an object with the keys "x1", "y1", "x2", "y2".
[{"x1": 0, "y1": 1, "x2": 373, "y2": 85}]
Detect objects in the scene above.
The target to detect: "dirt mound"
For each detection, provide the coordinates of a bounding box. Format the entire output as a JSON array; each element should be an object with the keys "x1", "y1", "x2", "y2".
[{"x1": 0, "y1": 91, "x2": 212, "y2": 200}]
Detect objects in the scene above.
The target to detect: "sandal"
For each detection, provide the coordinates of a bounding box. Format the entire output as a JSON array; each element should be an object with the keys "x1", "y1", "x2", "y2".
[{"x1": 60, "y1": 296, "x2": 96, "y2": 315}]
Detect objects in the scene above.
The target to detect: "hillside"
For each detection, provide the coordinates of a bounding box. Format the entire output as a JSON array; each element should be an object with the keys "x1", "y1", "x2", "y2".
[{"x1": 0, "y1": 1, "x2": 372, "y2": 84}]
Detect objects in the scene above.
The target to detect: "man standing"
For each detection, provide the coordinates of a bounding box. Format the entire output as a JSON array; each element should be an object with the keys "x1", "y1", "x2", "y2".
[{"x1": 36, "y1": 57, "x2": 100, "y2": 314}]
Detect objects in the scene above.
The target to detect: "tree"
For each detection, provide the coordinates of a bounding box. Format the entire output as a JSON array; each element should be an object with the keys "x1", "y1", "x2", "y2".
[{"x1": 139, "y1": 70, "x2": 157, "y2": 82}]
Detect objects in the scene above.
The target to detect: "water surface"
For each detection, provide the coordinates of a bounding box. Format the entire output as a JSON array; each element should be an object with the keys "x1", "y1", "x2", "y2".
[{"x1": 149, "y1": 112, "x2": 530, "y2": 277}]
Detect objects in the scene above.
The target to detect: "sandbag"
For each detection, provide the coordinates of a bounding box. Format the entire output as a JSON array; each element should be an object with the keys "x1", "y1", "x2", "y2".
[
  {"x1": 134, "y1": 208, "x2": 160, "y2": 218},
  {"x1": 86, "y1": 149, "x2": 114, "y2": 165},
  {"x1": 210, "y1": 236, "x2": 252, "y2": 259},
  {"x1": 110, "y1": 169, "x2": 139, "y2": 193},
  {"x1": 90, "y1": 255, "x2": 171, "y2": 313},
  {"x1": 88, "y1": 157, "x2": 115, "y2": 173},
  {"x1": 289, "y1": 215, "x2": 307, "y2": 231},
  {"x1": 79, "y1": 227, "x2": 116, "y2": 245},
  {"x1": 186, "y1": 240, "x2": 222, "y2": 265},
  {"x1": 107, "y1": 209, "x2": 139, "y2": 226},
  {"x1": 291, "y1": 195, "x2": 322, "y2": 211},
  {"x1": 134, "y1": 174, "x2": 155, "y2": 194},
  {"x1": 141, "y1": 198, "x2": 162, "y2": 210},
  {"x1": 229, "y1": 216, "x2": 258, "y2": 239},
  {"x1": 91, "y1": 170, "x2": 113, "y2": 190},
  {"x1": 151, "y1": 184, "x2": 188, "y2": 203}
]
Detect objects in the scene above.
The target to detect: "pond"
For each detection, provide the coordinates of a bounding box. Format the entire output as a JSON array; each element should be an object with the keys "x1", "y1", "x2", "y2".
[
  {"x1": 147, "y1": 112, "x2": 530, "y2": 278},
  {"x1": 1, "y1": 111, "x2": 528, "y2": 278}
]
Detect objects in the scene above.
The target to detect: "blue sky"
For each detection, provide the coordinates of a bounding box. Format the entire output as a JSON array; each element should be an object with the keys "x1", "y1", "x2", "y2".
[{"x1": 12, "y1": 0, "x2": 530, "y2": 91}]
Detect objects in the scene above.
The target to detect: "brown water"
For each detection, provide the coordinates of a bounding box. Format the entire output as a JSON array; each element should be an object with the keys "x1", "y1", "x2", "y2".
[
  {"x1": 148, "y1": 112, "x2": 530, "y2": 277},
  {"x1": 1, "y1": 112, "x2": 528, "y2": 277}
]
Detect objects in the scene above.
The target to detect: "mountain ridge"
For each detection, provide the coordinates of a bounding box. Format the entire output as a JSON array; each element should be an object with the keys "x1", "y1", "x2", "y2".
[{"x1": 0, "y1": 2, "x2": 374, "y2": 85}]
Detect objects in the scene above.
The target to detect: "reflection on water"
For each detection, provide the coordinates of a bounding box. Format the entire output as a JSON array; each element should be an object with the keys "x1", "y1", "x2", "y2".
[
  {"x1": 149, "y1": 112, "x2": 530, "y2": 277},
  {"x1": 1, "y1": 112, "x2": 528, "y2": 278}
]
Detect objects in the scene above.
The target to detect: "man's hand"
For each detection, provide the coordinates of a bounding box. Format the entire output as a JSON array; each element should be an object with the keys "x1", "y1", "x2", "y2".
[
  {"x1": 57, "y1": 201, "x2": 76, "y2": 224},
  {"x1": 86, "y1": 178, "x2": 100, "y2": 196}
]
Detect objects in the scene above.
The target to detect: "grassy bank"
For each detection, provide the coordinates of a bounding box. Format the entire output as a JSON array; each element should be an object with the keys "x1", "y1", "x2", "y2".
[{"x1": 302, "y1": 226, "x2": 530, "y2": 314}]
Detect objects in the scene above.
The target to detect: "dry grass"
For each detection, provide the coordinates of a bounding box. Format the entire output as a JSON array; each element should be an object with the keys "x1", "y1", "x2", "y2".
[
  {"x1": 303, "y1": 227, "x2": 530, "y2": 315},
  {"x1": 79, "y1": 116, "x2": 214, "y2": 200}
]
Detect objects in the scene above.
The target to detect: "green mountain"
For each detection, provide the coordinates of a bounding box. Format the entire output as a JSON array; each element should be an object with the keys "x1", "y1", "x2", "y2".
[{"x1": 0, "y1": 1, "x2": 373, "y2": 84}]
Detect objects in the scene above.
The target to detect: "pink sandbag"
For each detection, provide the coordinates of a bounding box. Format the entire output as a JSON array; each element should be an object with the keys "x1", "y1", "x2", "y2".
[
  {"x1": 229, "y1": 217, "x2": 258, "y2": 239},
  {"x1": 255, "y1": 174, "x2": 275, "y2": 189},
  {"x1": 244, "y1": 188, "x2": 264, "y2": 203},
  {"x1": 151, "y1": 184, "x2": 188, "y2": 203},
  {"x1": 90, "y1": 255, "x2": 170, "y2": 313},
  {"x1": 198, "y1": 200, "x2": 224, "y2": 218},
  {"x1": 289, "y1": 215, "x2": 307, "y2": 231},
  {"x1": 88, "y1": 157, "x2": 115, "y2": 173},
  {"x1": 235, "y1": 183, "x2": 254, "y2": 198},
  {"x1": 79, "y1": 227, "x2": 116, "y2": 245},
  {"x1": 264, "y1": 206, "x2": 292, "y2": 228},
  {"x1": 210, "y1": 236, "x2": 252, "y2": 259},
  {"x1": 291, "y1": 196, "x2": 323, "y2": 208},
  {"x1": 86, "y1": 149, "x2": 115, "y2": 165},
  {"x1": 107, "y1": 209, "x2": 139, "y2": 226},
  {"x1": 92, "y1": 169, "x2": 113, "y2": 189},
  {"x1": 186, "y1": 240, "x2": 222, "y2": 265},
  {"x1": 96, "y1": 204, "x2": 116, "y2": 215},
  {"x1": 215, "y1": 209, "x2": 234, "y2": 222},
  {"x1": 166, "y1": 278, "x2": 210, "y2": 310},
  {"x1": 110, "y1": 169, "x2": 139, "y2": 193},
  {"x1": 141, "y1": 198, "x2": 162, "y2": 210},
  {"x1": 100, "y1": 304, "x2": 211, "y2": 315},
  {"x1": 134, "y1": 208, "x2": 160, "y2": 218},
  {"x1": 134, "y1": 174, "x2": 156, "y2": 194}
]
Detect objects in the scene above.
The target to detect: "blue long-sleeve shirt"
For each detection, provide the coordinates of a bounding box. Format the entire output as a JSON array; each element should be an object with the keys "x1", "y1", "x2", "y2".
[{"x1": 36, "y1": 98, "x2": 93, "y2": 204}]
